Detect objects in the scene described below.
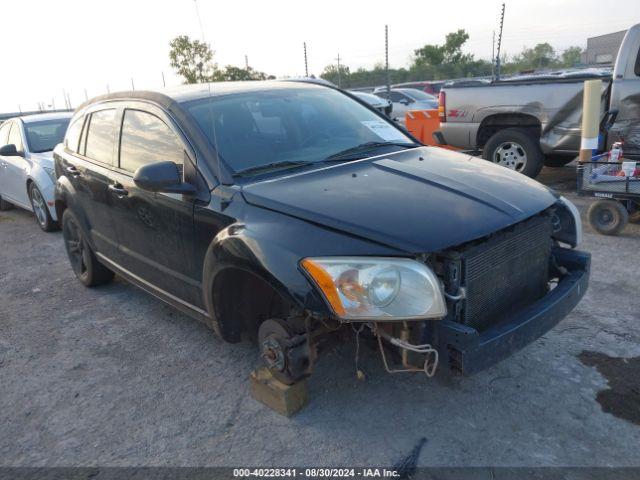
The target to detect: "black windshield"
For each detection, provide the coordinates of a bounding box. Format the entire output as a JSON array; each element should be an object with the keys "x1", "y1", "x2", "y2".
[
  {"x1": 25, "y1": 119, "x2": 70, "y2": 153},
  {"x1": 181, "y1": 85, "x2": 414, "y2": 175}
]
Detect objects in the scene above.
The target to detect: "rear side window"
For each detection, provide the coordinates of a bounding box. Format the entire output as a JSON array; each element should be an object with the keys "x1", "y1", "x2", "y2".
[
  {"x1": 8, "y1": 123, "x2": 24, "y2": 151},
  {"x1": 85, "y1": 109, "x2": 116, "y2": 164},
  {"x1": 65, "y1": 116, "x2": 85, "y2": 153},
  {"x1": 119, "y1": 109, "x2": 184, "y2": 173},
  {"x1": 635, "y1": 47, "x2": 640, "y2": 76}
]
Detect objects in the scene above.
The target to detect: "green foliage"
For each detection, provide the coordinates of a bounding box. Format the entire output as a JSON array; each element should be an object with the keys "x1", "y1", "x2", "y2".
[
  {"x1": 169, "y1": 35, "x2": 216, "y2": 84},
  {"x1": 320, "y1": 64, "x2": 351, "y2": 86},
  {"x1": 214, "y1": 66, "x2": 268, "y2": 81},
  {"x1": 561, "y1": 46, "x2": 583, "y2": 67},
  {"x1": 320, "y1": 29, "x2": 584, "y2": 89},
  {"x1": 169, "y1": 36, "x2": 271, "y2": 84}
]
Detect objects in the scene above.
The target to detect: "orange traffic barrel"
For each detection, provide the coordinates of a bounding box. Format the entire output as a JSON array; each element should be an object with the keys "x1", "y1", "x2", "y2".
[{"x1": 405, "y1": 109, "x2": 461, "y2": 150}]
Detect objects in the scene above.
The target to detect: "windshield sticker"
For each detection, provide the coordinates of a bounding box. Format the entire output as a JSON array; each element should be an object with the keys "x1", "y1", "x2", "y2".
[{"x1": 360, "y1": 120, "x2": 407, "y2": 142}]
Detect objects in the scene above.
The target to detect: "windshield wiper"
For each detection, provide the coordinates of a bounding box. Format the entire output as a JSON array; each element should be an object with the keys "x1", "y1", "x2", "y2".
[
  {"x1": 233, "y1": 160, "x2": 312, "y2": 177},
  {"x1": 322, "y1": 141, "x2": 420, "y2": 162}
]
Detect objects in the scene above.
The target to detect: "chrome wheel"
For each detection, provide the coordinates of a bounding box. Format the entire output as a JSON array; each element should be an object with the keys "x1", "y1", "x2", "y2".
[
  {"x1": 493, "y1": 141, "x2": 528, "y2": 172},
  {"x1": 29, "y1": 185, "x2": 48, "y2": 227}
]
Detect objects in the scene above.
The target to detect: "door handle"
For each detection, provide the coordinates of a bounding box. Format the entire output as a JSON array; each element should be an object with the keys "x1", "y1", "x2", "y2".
[
  {"x1": 66, "y1": 166, "x2": 81, "y2": 177},
  {"x1": 108, "y1": 184, "x2": 129, "y2": 197}
]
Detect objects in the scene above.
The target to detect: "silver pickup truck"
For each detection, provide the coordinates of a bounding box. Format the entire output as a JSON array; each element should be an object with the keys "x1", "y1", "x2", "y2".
[{"x1": 436, "y1": 23, "x2": 640, "y2": 177}]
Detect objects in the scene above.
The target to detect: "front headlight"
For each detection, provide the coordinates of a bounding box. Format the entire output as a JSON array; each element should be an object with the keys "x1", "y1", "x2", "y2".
[
  {"x1": 301, "y1": 257, "x2": 446, "y2": 321},
  {"x1": 43, "y1": 166, "x2": 56, "y2": 183}
]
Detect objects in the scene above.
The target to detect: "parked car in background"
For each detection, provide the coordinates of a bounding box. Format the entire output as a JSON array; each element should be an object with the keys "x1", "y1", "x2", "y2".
[
  {"x1": 0, "y1": 112, "x2": 72, "y2": 230},
  {"x1": 351, "y1": 90, "x2": 392, "y2": 116},
  {"x1": 54, "y1": 80, "x2": 587, "y2": 384},
  {"x1": 436, "y1": 23, "x2": 640, "y2": 178},
  {"x1": 373, "y1": 88, "x2": 438, "y2": 124},
  {"x1": 392, "y1": 81, "x2": 445, "y2": 95}
]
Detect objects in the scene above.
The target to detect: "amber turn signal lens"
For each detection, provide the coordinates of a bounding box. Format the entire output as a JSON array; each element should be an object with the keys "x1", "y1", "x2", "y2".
[{"x1": 301, "y1": 258, "x2": 346, "y2": 316}]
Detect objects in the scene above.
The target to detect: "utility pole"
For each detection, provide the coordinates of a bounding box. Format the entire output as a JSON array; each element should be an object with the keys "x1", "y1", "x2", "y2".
[
  {"x1": 84, "y1": 89, "x2": 88, "y2": 101},
  {"x1": 304, "y1": 42, "x2": 309, "y2": 77},
  {"x1": 161, "y1": 72, "x2": 166, "y2": 88},
  {"x1": 495, "y1": 3, "x2": 505, "y2": 80},
  {"x1": 245, "y1": 55, "x2": 249, "y2": 70},
  {"x1": 491, "y1": 30, "x2": 495, "y2": 80},
  {"x1": 335, "y1": 53, "x2": 342, "y2": 87},
  {"x1": 385, "y1": 25, "x2": 390, "y2": 96},
  {"x1": 131, "y1": 78, "x2": 135, "y2": 90},
  {"x1": 106, "y1": 85, "x2": 110, "y2": 94}
]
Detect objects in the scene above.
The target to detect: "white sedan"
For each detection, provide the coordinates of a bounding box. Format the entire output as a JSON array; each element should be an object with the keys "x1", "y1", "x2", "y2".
[{"x1": 0, "y1": 112, "x2": 72, "y2": 231}]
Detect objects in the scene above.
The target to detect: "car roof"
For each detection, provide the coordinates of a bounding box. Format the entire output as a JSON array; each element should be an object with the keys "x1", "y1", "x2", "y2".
[
  {"x1": 77, "y1": 79, "x2": 332, "y2": 110},
  {"x1": 7, "y1": 111, "x2": 73, "y2": 124}
]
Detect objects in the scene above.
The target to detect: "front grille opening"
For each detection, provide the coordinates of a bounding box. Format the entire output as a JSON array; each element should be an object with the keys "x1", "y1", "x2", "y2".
[{"x1": 434, "y1": 210, "x2": 554, "y2": 332}]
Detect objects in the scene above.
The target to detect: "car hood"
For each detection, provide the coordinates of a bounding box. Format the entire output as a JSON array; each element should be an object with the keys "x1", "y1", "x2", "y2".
[
  {"x1": 241, "y1": 147, "x2": 558, "y2": 253},
  {"x1": 29, "y1": 151, "x2": 54, "y2": 169}
]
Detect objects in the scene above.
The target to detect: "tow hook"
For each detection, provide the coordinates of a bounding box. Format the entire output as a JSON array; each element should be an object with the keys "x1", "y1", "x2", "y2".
[{"x1": 373, "y1": 325, "x2": 439, "y2": 378}]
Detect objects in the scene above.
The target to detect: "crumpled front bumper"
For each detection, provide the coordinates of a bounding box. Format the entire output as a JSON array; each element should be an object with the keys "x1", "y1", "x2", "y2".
[{"x1": 436, "y1": 247, "x2": 590, "y2": 375}]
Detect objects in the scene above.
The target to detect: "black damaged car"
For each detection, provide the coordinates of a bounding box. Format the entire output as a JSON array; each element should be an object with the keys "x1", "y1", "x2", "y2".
[{"x1": 53, "y1": 80, "x2": 589, "y2": 383}]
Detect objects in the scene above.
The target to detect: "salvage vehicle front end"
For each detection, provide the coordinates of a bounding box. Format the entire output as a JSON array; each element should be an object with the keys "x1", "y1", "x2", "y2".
[{"x1": 230, "y1": 143, "x2": 589, "y2": 381}]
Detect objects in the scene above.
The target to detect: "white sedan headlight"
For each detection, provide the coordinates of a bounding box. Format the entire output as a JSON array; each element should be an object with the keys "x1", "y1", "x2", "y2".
[{"x1": 301, "y1": 257, "x2": 446, "y2": 321}]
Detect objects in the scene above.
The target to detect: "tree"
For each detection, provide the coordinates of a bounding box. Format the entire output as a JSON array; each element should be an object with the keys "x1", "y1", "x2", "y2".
[
  {"x1": 414, "y1": 29, "x2": 473, "y2": 67},
  {"x1": 169, "y1": 35, "x2": 216, "y2": 84},
  {"x1": 511, "y1": 43, "x2": 557, "y2": 69},
  {"x1": 214, "y1": 66, "x2": 268, "y2": 81},
  {"x1": 561, "y1": 46, "x2": 583, "y2": 67},
  {"x1": 320, "y1": 64, "x2": 351, "y2": 87}
]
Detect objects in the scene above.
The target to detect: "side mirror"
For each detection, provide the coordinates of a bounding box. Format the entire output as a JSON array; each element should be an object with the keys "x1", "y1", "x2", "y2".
[
  {"x1": 0, "y1": 144, "x2": 20, "y2": 156},
  {"x1": 398, "y1": 99, "x2": 411, "y2": 106},
  {"x1": 133, "y1": 161, "x2": 196, "y2": 194}
]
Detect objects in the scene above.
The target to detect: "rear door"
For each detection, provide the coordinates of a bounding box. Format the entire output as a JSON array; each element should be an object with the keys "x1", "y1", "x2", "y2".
[
  {"x1": 58, "y1": 106, "x2": 120, "y2": 258},
  {"x1": 108, "y1": 103, "x2": 202, "y2": 307}
]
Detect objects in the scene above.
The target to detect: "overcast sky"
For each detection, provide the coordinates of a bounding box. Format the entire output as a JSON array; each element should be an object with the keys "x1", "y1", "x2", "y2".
[{"x1": 1, "y1": 0, "x2": 638, "y2": 112}]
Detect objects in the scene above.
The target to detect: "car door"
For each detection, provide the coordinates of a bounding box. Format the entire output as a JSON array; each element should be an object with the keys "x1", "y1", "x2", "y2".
[
  {"x1": 2, "y1": 121, "x2": 30, "y2": 208},
  {"x1": 108, "y1": 104, "x2": 202, "y2": 307},
  {"x1": 389, "y1": 91, "x2": 411, "y2": 118},
  {"x1": 0, "y1": 122, "x2": 12, "y2": 197},
  {"x1": 57, "y1": 107, "x2": 120, "y2": 259}
]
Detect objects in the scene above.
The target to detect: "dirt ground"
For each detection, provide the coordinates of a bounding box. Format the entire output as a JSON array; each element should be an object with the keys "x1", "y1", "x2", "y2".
[{"x1": 1, "y1": 164, "x2": 639, "y2": 467}]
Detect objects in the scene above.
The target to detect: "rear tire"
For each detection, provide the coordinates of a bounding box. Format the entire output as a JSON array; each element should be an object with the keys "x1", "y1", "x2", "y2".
[
  {"x1": 483, "y1": 128, "x2": 544, "y2": 178},
  {"x1": 587, "y1": 199, "x2": 628, "y2": 236},
  {"x1": 28, "y1": 182, "x2": 58, "y2": 232},
  {"x1": 0, "y1": 196, "x2": 13, "y2": 211},
  {"x1": 62, "y1": 209, "x2": 114, "y2": 287}
]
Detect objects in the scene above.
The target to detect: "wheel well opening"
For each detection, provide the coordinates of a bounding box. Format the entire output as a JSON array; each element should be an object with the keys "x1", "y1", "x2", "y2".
[
  {"x1": 212, "y1": 269, "x2": 291, "y2": 343},
  {"x1": 477, "y1": 114, "x2": 541, "y2": 148},
  {"x1": 55, "y1": 199, "x2": 67, "y2": 222}
]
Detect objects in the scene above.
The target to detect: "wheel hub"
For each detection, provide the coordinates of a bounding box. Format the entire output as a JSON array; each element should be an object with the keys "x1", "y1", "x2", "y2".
[
  {"x1": 30, "y1": 187, "x2": 47, "y2": 226},
  {"x1": 493, "y1": 142, "x2": 527, "y2": 172}
]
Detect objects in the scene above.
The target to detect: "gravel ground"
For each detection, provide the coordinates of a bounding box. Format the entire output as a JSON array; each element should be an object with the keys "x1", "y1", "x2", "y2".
[{"x1": 1, "y1": 165, "x2": 639, "y2": 467}]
